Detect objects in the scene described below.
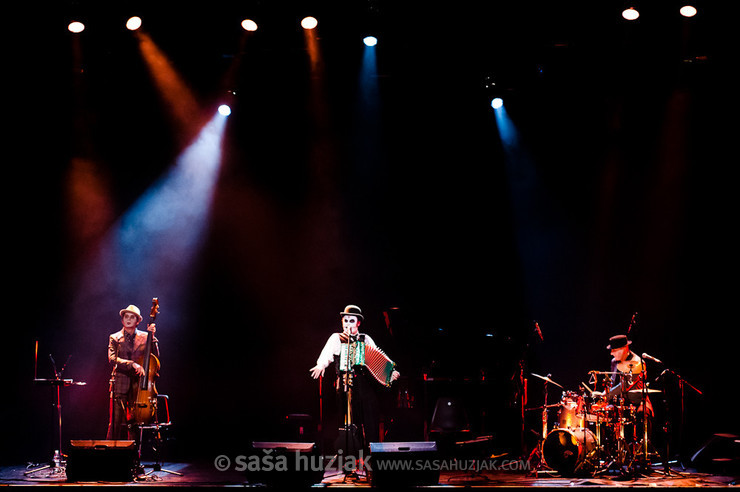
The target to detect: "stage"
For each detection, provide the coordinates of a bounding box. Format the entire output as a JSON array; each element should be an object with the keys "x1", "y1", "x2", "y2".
[
  {"x1": 1, "y1": 460, "x2": 736, "y2": 487},
  {"x1": 5, "y1": 0, "x2": 735, "y2": 487}
]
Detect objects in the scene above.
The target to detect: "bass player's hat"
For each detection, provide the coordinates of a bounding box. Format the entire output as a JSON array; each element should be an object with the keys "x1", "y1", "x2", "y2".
[
  {"x1": 606, "y1": 334, "x2": 631, "y2": 350},
  {"x1": 119, "y1": 305, "x2": 143, "y2": 323},
  {"x1": 340, "y1": 305, "x2": 364, "y2": 321}
]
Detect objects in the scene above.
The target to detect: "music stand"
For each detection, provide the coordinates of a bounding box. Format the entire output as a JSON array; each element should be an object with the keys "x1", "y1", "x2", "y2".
[{"x1": 24, "y1": 353, "x2": 86, "y2": 477}]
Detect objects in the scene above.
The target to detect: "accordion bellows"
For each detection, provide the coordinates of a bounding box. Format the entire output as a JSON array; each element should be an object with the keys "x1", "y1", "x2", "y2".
[{"x1": 339, "y1": 341, "x2": 396, "y2": 387}]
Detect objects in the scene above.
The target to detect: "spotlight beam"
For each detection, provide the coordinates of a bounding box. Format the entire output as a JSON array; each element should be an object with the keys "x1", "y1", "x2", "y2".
[{"x1": 66, "y1": 110, "x2": 227, "y2": 341}]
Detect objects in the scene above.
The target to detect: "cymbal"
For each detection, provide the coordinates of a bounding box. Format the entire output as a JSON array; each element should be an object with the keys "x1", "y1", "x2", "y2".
[
  {"x1": 525, "y1": 403, "x2": 561, "y2": 411},
  {"x1": 530, "y1": 373, "x2": 563, "y2": 389},
  {"x1": 628, "y1": 388, "x2": 661, "y2": 394}
]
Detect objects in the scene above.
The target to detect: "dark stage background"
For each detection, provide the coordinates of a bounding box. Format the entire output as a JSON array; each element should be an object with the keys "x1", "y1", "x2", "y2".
[{"x1": 5, "y1": 0, "x2": 734, "y2": 467}]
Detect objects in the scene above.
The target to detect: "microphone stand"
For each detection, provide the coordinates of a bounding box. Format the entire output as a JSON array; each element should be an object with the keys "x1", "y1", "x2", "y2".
[
  {"x1": 326, "y1": 334, "x2": 361, "y2": 482},
  {"x1": 655, "y1": 368, "x2": 681, "y2": 477},
  {"x1": 658, "y1": 368, "x2": 701, "y2": 473}
]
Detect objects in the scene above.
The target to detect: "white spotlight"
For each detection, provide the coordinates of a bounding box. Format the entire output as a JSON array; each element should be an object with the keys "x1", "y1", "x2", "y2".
[
  {"x1": 679, "y1": 5, "x2": 697, "y2": 17},
  {"x1": 218, "y1": 104, "x2": 232, "y2": 116},
  {"x1": 363, "y1": 36, "x2": 378, "y2": 47},
  {"x1": 68, "y1": 21, "x2": 85, "y2": 33},
  {"x1": 126, "y1": 16, "x2": 142, "y2": 31},
  {"x1": 491, "y1": 98, "x2": 504, "y2": 109},
  {"x1": 622, "y1": 7, "x2": 640, "y2": 20},
  {"x1": 241, "y1": 19, "x2": 258, "y2": 31},
  {"x1": 301, "y1": 16, "x2": 318, "y2": 30}
]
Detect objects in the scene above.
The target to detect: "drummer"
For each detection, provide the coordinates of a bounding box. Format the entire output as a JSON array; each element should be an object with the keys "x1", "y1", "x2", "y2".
[{"x1": 606, "y1": 334, "x2": 653, "y2": 427}]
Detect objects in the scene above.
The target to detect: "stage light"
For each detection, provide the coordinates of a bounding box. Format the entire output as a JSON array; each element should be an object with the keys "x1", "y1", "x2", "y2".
[
  {"x1": 68, "y1": 21, "x2": 85, "y2": 33},
  {"x1": 241, "y1": 19, "x2": 258, "y2": 31},
  {"x1": 491, "y1": 97, "x2": 504, "y2": 109},
  {"x1": 218, "y1": 104, "x2": 231, "y2": 116},
  {"x1": 622, "y1": 7, "x2": 640, "y2": 20},
  {"x1": 301, "y1": 16, "x2": 318, "y2": 30},
  {"x1": 126, "y1": 16, "x2": 142, "y2": 31},
  {"x1": 363, "y1": 36, "x2": 377, "y2": 47},
  {"x1": 679, "y1": 5, "x2": 697, "y2": 17}
]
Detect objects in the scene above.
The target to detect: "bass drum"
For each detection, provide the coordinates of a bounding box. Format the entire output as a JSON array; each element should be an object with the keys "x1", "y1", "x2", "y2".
[{"x1": 543, "y1": 428, "x2": 597, "y2": 476}]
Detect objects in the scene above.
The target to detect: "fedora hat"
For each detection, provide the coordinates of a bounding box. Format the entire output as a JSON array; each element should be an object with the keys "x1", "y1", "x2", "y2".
[
  {"x1": 119, "y1": 304, "x2": 143, "y2": 322},
  {"x1": 339, "y1": 304, "x2": 364, "y2": 320},
  {"x1": 606, "y1": 334, "x2": 631, "y2": 350}
]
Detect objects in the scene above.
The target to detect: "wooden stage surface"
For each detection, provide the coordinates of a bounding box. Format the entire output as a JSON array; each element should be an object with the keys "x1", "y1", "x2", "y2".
[{"x1": 1, "y1": 460, "x2": 737, "y2": 487}]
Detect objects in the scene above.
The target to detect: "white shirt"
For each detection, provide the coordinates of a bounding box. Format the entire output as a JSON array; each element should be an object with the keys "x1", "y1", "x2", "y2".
[{"x1": 315, "y1": 333, "x2": 377, "y2": 370}]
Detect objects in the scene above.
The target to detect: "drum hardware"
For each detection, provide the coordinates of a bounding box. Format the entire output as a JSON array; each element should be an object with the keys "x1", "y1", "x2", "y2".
[
  {"x1": 536, "y1": 346, "x2": 704, "y2": 480},
  {"x1": 539, "y1": 365, "x2": 669, "y2": 479}
]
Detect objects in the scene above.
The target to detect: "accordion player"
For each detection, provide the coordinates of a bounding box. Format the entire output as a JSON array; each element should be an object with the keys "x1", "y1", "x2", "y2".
[{"x1": 309, "y1": 304, "x2": 401, "y2": 450}]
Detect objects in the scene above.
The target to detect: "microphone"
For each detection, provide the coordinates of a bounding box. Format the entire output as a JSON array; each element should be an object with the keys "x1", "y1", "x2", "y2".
[
  {"x1": 534, "y1": 321, "x2": 544, "y2": 341},
  {"x1": 642, "y1": 352, "x2": 663, "y2": 364}
]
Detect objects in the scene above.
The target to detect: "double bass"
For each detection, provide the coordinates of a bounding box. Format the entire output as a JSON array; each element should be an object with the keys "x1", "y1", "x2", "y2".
[{"x1": 131, "y1": 298, "x2": 160, "y2": 425}]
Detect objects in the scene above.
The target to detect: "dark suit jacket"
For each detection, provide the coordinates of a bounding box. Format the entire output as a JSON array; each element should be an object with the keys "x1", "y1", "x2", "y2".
[{"x1": 108, "y1": 328, "x2": 159, "y2": 394}]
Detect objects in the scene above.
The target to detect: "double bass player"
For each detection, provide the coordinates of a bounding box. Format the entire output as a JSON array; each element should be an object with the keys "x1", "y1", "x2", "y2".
[{"x1": 107, "y1": 304, "x2": 159, "y2": 440}]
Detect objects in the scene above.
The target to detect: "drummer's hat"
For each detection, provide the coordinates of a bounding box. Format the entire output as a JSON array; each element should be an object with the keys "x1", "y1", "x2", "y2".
[
  {"x1": 606, "y1": 334, "x2": 631, "y2": 350},
  {"x1": 340, "y1": 305, "x2": 364, "y2": 321},
  {"x1": 119, "y1": 304, "x2": 143, "y2": 323}
]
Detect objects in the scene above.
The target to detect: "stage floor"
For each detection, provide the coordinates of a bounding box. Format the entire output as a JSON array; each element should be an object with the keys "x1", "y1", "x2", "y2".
[{"x1": 1, "y1": 461, "x2": 736, "y2": 487}]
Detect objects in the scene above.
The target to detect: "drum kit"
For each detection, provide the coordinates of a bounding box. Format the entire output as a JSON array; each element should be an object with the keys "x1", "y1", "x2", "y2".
[{"x1": 527, "y1": 371, "x2": 663, "y2": 477}]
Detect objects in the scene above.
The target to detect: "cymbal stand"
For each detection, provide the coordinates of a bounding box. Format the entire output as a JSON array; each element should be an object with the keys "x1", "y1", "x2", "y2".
[{"x1": 528, "y1": 378, "x2": 554, "y2": 476}]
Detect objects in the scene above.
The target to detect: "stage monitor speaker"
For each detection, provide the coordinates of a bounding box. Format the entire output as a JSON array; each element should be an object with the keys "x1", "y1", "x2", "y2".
[
  {"x1": 66, "y1": 440, "x2": 136, "y2": 482},
  {"x1": 369, "y1": 441, "x2": 440, "y2": 487},
  {"x1": 246, "y1": 441, "x2": 323, "y2": 487},
  {"x1": 690, "y1": 433, "x2": 740, "y2": 475}
]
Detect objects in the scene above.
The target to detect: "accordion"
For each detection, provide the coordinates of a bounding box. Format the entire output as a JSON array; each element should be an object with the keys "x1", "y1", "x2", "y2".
[{"x1": 339, "y1": 341, "x2": 396, "y2": 387}]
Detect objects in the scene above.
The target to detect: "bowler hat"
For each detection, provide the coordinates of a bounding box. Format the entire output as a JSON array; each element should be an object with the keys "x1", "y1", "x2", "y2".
[
  {"x1": 606, "y1": 334, "x2": 631, "y2": 350},
  {"x1": 340, "y1": 305, "x2": 364, "y2": 320}
]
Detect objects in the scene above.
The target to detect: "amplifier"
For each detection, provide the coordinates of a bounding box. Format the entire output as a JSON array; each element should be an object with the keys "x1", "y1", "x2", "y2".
[
  {"x1": 369, "y1": 441, "x2": 440, "y2": 486},
  {"x1": 66, "y1": 440, "x2": 136, "y2": 482}
]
